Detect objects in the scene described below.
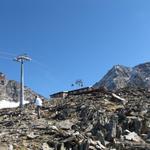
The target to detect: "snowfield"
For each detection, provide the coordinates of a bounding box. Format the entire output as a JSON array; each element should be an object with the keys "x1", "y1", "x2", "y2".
[{"x1": 0, "y1": 100, "x2": 29, "y2": 109}]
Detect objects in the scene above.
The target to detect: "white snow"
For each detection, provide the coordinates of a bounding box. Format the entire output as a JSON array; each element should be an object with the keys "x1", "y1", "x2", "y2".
[{"x1": 0, "y1": 100, "x2": 29, "y2": 109}]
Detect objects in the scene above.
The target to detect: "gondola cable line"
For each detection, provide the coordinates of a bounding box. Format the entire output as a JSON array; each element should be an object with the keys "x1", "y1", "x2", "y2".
[{"x1": 0, "y1": 50, "x2": 57, "y2": 81}]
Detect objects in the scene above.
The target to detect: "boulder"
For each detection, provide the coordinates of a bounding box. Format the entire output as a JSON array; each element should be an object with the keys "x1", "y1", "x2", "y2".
[{"x1": 124, "y1": 130, "x2": 145, "y2": 143}]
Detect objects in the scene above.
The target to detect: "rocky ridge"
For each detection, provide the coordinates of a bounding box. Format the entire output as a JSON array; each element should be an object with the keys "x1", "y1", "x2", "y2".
[
  {"x1": 0, "y1": 87, "x2": 150, "y2": 149},
  {"x1": 0, "y1": 73, "x2": 45, "y2": 103},
  {"x1": 93, "y1": 62, "x2": 150, "y2": 91}
]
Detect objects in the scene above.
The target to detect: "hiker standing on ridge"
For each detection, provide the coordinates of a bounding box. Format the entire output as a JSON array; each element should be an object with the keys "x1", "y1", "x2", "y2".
[{"x1": 34, "y1": 95, "x2": 42, "y2": 119}]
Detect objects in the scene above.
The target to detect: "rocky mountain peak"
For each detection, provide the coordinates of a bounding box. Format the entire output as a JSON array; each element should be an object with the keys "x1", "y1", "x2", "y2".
[
  {"x1": 93, "y1": 62, "x2": 150, "y2": 91},
  {"x1": 93, "y1": 64, "x2": 132, "y2": 91}
]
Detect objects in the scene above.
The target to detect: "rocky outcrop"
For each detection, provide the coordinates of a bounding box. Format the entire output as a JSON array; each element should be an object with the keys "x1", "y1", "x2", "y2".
[
  {"x1": 0, "y1": 87, "x2": 150, "y2": 149},
  {"x1": 0, "y1": 73, "x2": 45, "y2": 102},
  {"x1": 93, "y1": 62, "x2": 150, "y2": 91}
]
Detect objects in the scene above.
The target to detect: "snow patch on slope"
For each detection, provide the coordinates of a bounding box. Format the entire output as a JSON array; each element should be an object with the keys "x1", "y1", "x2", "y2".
[{"x1": 0, "y1": 100, "x2": 29, "y2": 109}]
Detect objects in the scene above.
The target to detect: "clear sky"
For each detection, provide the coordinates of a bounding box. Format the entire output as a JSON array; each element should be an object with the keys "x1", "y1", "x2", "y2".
[{"x1": 0, "y1": 0, "x2": 150, "y2": 97}]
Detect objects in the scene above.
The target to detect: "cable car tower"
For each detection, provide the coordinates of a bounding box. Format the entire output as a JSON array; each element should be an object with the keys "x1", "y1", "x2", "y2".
[{"x1": 14, "y1": 54, "x2": 31, "y2": 108}]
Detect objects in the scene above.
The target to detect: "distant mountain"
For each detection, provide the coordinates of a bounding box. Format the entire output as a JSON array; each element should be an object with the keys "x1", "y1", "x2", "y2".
[
  {"x1": 0, "y1": 72, "x2": 46, "y2": 102},
  {"x1": 93, "y1": 62, "x2": 150, "y2": 91},
  {"x1": 93, "y1": 65, "x2": 132, "y2": 91},
  {"x1": 128, "y1": 62, "x2": 150, "y2": 90}
]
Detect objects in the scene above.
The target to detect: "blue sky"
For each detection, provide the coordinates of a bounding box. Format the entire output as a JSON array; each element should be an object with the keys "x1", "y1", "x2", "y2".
[{"x1": 0, "y1": 0, "x2": 150, "y2": 97}]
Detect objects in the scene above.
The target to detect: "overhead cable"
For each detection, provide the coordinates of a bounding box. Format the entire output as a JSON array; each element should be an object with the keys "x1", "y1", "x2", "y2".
[{"x1": 0, "y1": 51, "x2": 16, "y2": 57}]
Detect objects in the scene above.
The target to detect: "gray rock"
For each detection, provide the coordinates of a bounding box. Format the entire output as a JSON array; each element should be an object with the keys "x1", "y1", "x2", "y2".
[
  {"x1": 106, "y1": 115, "x2": 118, "y2": 141},
  {"x1": 42, "y1": 143, "x2": 53, "y2": 150},
  {"x1": 124, "y1": 130, "x2": 145, "y2": 143},
  {"x1": 55, "y1": 120, "x2": 74, "y2": 130},
  {"x1": 0, "y1": 143, "x2": 9, "y2": 150},
  {"x1": 27, "y1": 132, "x2": 39, "y2": 139},
  {"x1": 111, "y1": 93, "x2": 127, "y2": 105}
]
